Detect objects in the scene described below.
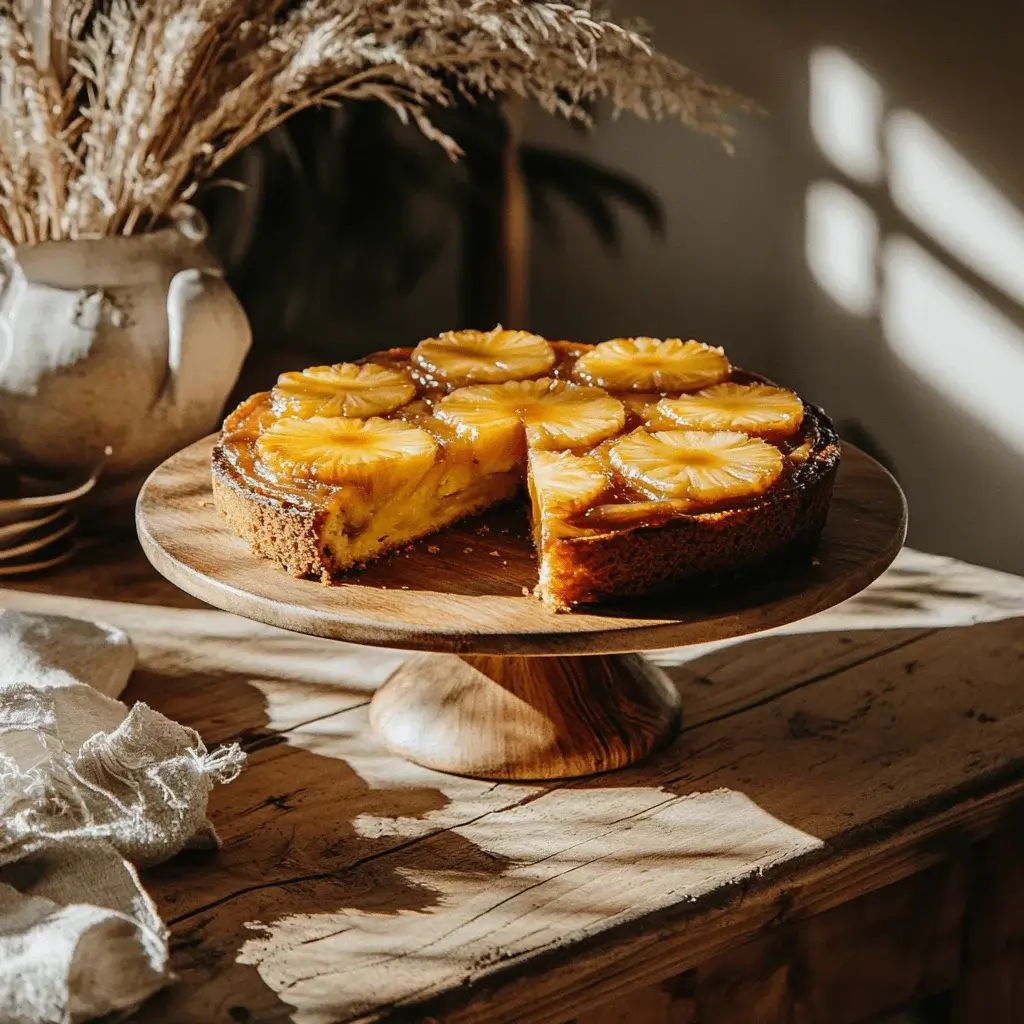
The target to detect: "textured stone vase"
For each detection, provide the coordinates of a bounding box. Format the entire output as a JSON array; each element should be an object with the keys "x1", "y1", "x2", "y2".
[{"x1": 0, "y1": 208, "x2": 251, "y2": 497}]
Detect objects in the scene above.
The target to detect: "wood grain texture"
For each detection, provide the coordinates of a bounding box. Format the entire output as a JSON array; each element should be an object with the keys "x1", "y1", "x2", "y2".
[
  {"x1": 132, "y1": 609, "x2": 1024, "y2": 1024},
  {"x1": 575, "y1": 856, "x2": 966, "y2": 1024},
  {"x1": 369, "y1": 653, "x2": 681, "y2": 779},
  {"x1": 136, "y1": 436, "x2": 907, "y2": 654},
  {"x1": 6, "y1": 544, "x2": 1024, "y2": 1024}
]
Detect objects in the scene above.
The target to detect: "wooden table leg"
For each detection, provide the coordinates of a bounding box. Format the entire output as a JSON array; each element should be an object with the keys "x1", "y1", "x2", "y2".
[{"x1": 953, "y1": 810, "x2": 1024, "y2": 1023}]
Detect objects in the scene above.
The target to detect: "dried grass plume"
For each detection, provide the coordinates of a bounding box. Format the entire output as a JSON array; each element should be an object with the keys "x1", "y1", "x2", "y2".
[{"x1": 0, "y1": 0, "x2": 749, "y2": 243}]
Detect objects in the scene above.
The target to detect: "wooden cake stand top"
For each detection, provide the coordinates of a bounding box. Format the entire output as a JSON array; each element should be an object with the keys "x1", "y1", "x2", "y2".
[{"x1": 137, "y1": 436, "x2": 907, "y2": 656}]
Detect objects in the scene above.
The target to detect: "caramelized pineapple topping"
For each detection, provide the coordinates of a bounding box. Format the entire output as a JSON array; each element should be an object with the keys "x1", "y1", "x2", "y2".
[
  {"x1": 272, "y1": 363, "x2": 416, "y2": 419},
  {"x1": 257, "y1": 416, "x2": 437, "y2": 487},
  {"x1": 412, "y1": 326, "x2": 555, "y2": 386},
  {"x1": 572, "y1": 337, "x2": 730, "y2": 393},
  {"x1": 529, "y1": 450, "x2": 610, "y2": 517},
  {"x1": 648, "y1": 382, "x2": 804, "y2": 440},
  {"x1": 435, "y1": 378, "x2": 625, "y2": 453},
  {"x1": 609, "y1": 428, "x2": 784, "y2": 504}
]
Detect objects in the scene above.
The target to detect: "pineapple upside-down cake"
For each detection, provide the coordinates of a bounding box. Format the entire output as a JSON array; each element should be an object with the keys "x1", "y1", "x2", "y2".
[{"x1": 213, "y1": 329, "x2": 841, "y2": 610}]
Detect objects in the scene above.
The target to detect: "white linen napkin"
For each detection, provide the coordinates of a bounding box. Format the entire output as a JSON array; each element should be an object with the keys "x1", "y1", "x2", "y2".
[{"x1": 0, "y1": 608, "x2": 245, "y2": 1024}]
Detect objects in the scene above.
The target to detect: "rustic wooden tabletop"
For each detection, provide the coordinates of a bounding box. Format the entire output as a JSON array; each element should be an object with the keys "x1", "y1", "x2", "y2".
[{"x1": 3, "y1": 540, "x2": 1023, "y2": 1024}]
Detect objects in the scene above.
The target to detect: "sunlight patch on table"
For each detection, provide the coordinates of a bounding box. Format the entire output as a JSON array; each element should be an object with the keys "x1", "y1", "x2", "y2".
[{"x1": 236, "y1": 788, "x2": 820, "y2": 1024}]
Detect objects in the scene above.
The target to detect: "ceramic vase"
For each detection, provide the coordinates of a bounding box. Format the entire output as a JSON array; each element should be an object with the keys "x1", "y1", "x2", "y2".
[{"x1": 0, "y1": 207, "x2": 251, "y2": 499}]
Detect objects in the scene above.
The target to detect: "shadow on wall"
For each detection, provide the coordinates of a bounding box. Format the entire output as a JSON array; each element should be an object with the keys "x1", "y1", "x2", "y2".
[{"x1": 803, "y1": 46, "x2": 1024, "y2": 574}]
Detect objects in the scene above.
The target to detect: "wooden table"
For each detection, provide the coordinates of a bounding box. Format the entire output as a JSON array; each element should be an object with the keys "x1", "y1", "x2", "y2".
[{"x1": 3, "y1": 540, "x2": 1024, "y2": 1024}]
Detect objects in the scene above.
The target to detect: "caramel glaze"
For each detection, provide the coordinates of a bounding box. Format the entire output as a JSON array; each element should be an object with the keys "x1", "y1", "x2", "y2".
[{"x1": 216, "y1": 342, "x2": 838, "y2": 535}]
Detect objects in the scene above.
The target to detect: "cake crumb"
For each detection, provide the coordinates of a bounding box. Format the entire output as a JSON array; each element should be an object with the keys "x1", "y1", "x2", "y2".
[
  {"x1": 463, "y1": 546, "x2": 473, "y2": 554},
  {"x1": 427, "y1": 545, "x2": 440, "y2": 554},
  {"x1": 502, "y1": 560, "x2": 508, "y2": 566},
  {"x1": 488, "y1": 550, "x2": 500, "y2": 557},
  {"x1": 476, "y1": 525, "x2": 491, "y2": 535},
  {"x1": 521, "y1": 586, "x2": 530, "y2": 597}
]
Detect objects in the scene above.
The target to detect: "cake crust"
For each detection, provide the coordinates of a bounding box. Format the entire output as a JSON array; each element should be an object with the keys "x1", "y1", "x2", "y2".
[{"x1": 213, "y1": 446, "x2": 331, "y2": 580}]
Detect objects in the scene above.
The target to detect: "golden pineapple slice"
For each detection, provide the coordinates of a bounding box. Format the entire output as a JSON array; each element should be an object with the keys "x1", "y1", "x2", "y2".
[
  {"x1": 649, "y1": 382, "x2": 804, "y2": 440},
  {"x1": 572, "y1": 337, "x2": 730, "y2": 393},
  {"x1": 435, "y1": 378, "x2": 625, "y2": 457},
  {"x1": 528, "y1": 450, "x2": 610, "y2": 518},
  {"x1": 523, "y1": 381, "x2": 626, "y2": 451},
  {"x1": 434, "y1": 379, "x2": 546, "y2": 468},
  {"x1": 412, "y1": 326, "x2": 555, "y2": 386},
  {"x1": 256, "y1": 416, "x2": 437, "y2": 488},
  {"x1": 609, "y1": 428, "x2": 784, "y2": 504},
  {"x1": 583, "y1": 499, "x2": 697, "y2": 528},
  {"x1": 272, "y1": 363, "x2": 416, "y2": 419},
  {"x1": 222, "y1": 392, "x2": 278, "y2": 444}
]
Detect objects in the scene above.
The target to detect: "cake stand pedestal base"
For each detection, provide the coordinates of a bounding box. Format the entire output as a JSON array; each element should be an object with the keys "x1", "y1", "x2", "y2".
[{"x1": 369, "y1": 653, "x2": 682, "y2": 780}]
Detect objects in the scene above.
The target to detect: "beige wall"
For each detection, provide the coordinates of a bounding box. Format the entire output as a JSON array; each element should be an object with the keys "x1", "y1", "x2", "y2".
[{"x1": 524, "y1": 0, "x2": 1024, "y2": 574}]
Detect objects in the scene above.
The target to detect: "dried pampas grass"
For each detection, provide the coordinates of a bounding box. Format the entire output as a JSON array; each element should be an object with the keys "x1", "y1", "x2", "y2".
[{"x1": 0, "y1": 0, "x2": 748, "y2": 243}]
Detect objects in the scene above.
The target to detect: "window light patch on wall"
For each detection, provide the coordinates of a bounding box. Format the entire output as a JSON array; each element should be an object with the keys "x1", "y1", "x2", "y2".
[
  {"x1": 806, "y1": 181, "x2": 879, "y2": 315},
  {"x1": 882, "y1": 236, "x2": 1024, "y2": 456},
  {"x1": 809, "y1": 47, "x2": 884, "y2": 183},
  {"x1": 888, "y1": 111, "x2": 1024, "y2": 307}
]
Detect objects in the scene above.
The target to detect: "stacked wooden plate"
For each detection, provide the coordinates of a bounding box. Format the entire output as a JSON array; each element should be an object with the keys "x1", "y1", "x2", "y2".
[{"x1": 0, "y1": 459, "x2": 105, "y2": 576}]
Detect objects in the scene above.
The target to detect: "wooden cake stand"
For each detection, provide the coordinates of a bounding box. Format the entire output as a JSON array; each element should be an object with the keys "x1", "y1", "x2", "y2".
[{"x1": 137, "y1": 437, "x2": 907, "y2": 781}]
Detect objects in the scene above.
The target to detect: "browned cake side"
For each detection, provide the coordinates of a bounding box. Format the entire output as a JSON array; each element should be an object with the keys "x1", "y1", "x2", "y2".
[
  {"x1": 213, "y1": 448, "x2": 332, "y2": 579},
  {"x1": 537, "y1": 411, "x2": 839, "y2": 609}
]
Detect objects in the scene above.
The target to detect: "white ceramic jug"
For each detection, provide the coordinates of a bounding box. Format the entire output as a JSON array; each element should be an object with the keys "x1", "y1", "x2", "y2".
[
  {"x1": 0, "y1": 239, "x2": 24, "y2": 379},
  {"x1": 0, "y1": 207, "x2": 251, "y2": 493}
]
